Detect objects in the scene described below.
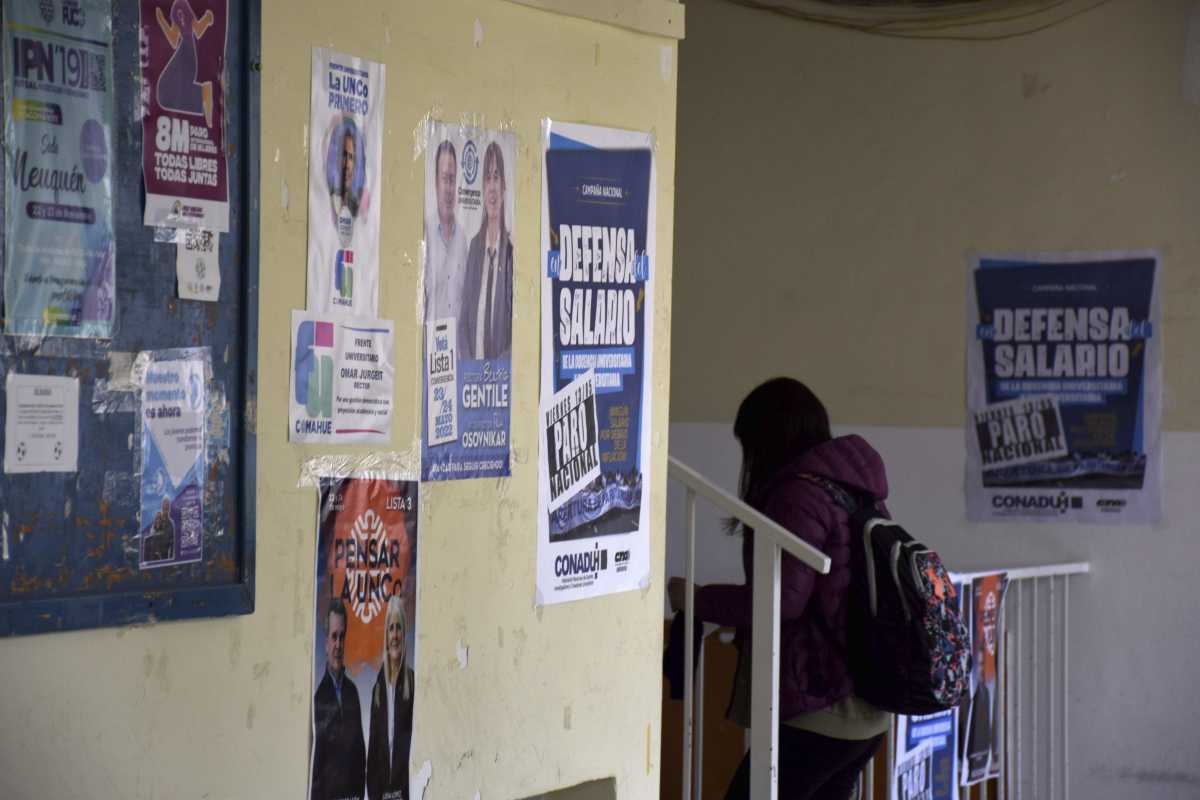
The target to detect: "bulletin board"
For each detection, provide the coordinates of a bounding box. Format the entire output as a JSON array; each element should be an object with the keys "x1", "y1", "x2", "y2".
[{"x1": 0, "y1": 0, "x2": 260, "y2": 636}]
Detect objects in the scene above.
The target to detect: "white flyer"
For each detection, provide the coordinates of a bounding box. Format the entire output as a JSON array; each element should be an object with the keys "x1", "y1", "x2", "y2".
[
  {"x1": 176, "y1": 229, "x2": 220, "y2": 302},
  {"x1": 4, "y1": 374, "x2": 80, "y2": 473},
  {"x1": 289, "y1": 310, "x2": 394, "y2": 444},
  {"x1": 306, "y1": 47, "x2": 384, "y2": 317}
]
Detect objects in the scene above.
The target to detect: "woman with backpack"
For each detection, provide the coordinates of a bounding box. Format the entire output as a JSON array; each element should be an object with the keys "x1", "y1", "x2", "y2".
[{"x1": 668, "y1": 377, "x2": 892, "y2": 800}]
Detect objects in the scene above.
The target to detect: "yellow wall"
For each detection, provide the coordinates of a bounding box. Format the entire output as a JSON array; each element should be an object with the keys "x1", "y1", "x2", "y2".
[
  {"x1": 672, "y1": 0, "x2": 1200, "y2": 428},
  {"x1": 0, "y1": 2, "x2": 678, "y2": 798}
]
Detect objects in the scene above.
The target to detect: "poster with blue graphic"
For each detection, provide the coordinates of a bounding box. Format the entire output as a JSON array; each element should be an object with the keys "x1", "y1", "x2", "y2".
[
  {"x1": 966, "y1": 252, "x2": 1161, "y2": 524},
  {"x1": 536, "y1": 121, "x2": 655, "y2": 605},
  {"x1": 138, "y1": 350, "x2": 208, "y2": 569},
  {"x1": 421, "y1": 123, "x2": 514, "y2": 481},
  {"x1": 306, "y1": 48, "x2": 384, "y2": 318},
  {"x1": 289, "y1": 310, "x2": 394, "y2": 444},
  {"x1": 2, "y1": 0, "x2": 116, "y2": 338}
]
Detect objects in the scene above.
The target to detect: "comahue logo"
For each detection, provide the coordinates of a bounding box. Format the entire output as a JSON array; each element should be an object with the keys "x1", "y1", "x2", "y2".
[
  {"x1": 554, "y1": 544, "x2": 607, "y2": 577},
  {"x1": 1097, "y1": 498, "x2": 1127, "y2": 513},
  {"x1": 992, "y1": 492, "x2": 1082, "y2": 515},
  {"x1": 294, "y1": 320, "x2": 335, "y2": 433}
]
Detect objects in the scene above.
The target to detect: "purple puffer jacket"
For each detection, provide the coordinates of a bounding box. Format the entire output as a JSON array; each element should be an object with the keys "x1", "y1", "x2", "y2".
[{"x1": 694, "y1": 434, "x2": 889, "y2": 720}]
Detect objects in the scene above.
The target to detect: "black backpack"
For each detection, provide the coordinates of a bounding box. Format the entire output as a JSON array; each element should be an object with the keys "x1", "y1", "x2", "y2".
[{"x1": 801, "y1": 474, "x2": 972, "y2": 715}]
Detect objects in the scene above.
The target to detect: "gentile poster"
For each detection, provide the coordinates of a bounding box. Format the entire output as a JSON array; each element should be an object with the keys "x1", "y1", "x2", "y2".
[
  {"x1": 421, "y1": 123, "x2": 515, "y2": 480},
  {"x1": 536, "y1": 121, "x2": 655, "y2": 605},
  {"x1": 139, "y1": 0, "x2": 229, "y2": 231},
  {"x1": 138, "y1": 349, "x2": 208, "y2": 569},
  {"x1": 289, "y1": 311, "x2": 394, "y2": 444},
  {"x1": 2, "y1": 0, "x2": 116, "y2": 338},
  {"x1": 966, "y1": 252, "x2": 1161, "y2": 523},
  {"x1": 309, "y1": 477, "x2": 418, "y2": 800},
  {"x1": 307, "y1": 48, "x2": 384, "y2": 317}
]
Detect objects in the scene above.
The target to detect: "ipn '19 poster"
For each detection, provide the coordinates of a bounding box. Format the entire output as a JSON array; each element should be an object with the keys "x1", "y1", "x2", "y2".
[{"x1": 3, "y1": 0, "x2": 116, "y2": 338}]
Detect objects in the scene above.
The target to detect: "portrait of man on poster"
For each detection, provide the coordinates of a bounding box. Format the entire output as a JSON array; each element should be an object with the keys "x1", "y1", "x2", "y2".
[{"x1": 311, "y1": 598, "x2": 366, "y2": 800}]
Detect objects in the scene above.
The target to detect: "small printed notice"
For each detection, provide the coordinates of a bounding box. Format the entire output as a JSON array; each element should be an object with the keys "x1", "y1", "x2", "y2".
[
  {"x1": 541, "y1": 371, "x2": 601, "y2": 513},
  {"x1": 972, "y1": 395, "x2": 1067, "y2": 470},
  {"x1": 176, "y1": 229, "x2": 220, "y2": 301},
  {"x1": 4, "y1": 374, "x2": 80, "y2": 473},
  {"x1": 139, "y1": 351, "x2": 208, "y2": 569},
  {"x1": 425, "y1": 319, "x2": 459, "y2": 447},
  {"x1": 289, "y1": 311, "x2": 394, "y2": 444}
]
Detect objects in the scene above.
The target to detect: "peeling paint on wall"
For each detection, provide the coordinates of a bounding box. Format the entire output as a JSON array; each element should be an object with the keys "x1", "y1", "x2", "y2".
[
  {"x1": 456, "y1": 640, "x2": 469, "y2": 670},
  {"x1": 244, "y1": 398, "x2": 258, "y2": 435},
  {"x1": 413, "y1": 760, "x2": 433, "y2": 800}
]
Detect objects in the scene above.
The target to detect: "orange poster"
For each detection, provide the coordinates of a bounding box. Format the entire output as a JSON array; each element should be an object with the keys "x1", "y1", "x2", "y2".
[
  {"x1": 960, "y1": 573, "x2": 1007, "y2": 787},
  {"x1": 309, "y1": 478, "x2": 417, "y2": 800}
]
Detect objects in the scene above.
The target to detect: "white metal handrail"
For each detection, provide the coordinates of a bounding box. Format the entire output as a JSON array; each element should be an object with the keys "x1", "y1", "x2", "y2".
[{"x1": 668, "y1": 456, "x2": 831, "y2": 800}]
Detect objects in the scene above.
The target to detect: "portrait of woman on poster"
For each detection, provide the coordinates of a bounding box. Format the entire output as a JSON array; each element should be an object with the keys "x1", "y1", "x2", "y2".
[
  {"x1": 329, "y1": 118, "x2": 363, "y2": 221},
  {"x1": 367, "y1": 595, "x2": 414, "y2": 800},
  {"x1": 155, "y1": 0, "x2": 217, "y2": 127},
  {"x1": 462, "y1": 141, "x2": 514, "y2": 360}
]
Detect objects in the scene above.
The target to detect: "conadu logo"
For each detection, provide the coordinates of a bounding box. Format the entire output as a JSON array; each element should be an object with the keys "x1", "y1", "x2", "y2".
[{"x1": 991, "y1": 492, "x2": 1082, "y2": 515}]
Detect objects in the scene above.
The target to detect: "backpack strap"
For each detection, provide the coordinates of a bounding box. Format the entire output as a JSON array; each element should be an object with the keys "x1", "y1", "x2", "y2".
[
  {"x1": 797, "y1": 473, "x2": 881, "y2": 531},
  {"x1": 797, "y1": 473, "x2": 858, "y2": 513}
]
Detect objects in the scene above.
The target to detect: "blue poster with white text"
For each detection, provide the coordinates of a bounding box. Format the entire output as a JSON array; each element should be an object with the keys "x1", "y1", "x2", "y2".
[
  {"x1": 537, "y1": 121, "x2": 655, "y2": 605},
  {"x1": 545, "y1": 148, "x2": 649, "y2": 540},
  {"x1": 966, "y1": 252, "x2": 1161, "y2": 523},
  {"x1": 138, "y1": 350, "x2": 208, "y2": 569},
  {"x1": 2, "y1": 0, "x2": 116, "y2": 338}
]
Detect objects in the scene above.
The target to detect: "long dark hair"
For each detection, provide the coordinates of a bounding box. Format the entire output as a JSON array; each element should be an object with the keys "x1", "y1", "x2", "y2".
[{"x1": 728, "y1": 378, "x2": 831, "y2": 532}]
